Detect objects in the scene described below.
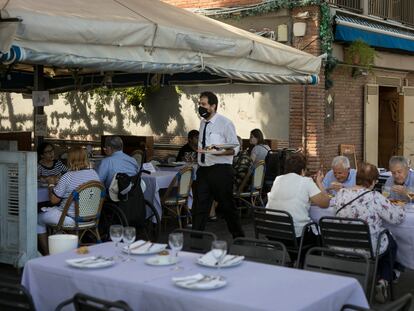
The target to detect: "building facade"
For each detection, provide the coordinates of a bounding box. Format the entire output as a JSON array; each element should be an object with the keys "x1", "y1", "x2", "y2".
[{"x1": 163, "y1": 0, "x2": 414, "y2": 171}]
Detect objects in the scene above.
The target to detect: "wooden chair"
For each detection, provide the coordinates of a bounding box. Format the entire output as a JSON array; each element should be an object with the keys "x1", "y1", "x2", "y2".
[
  {"x1": 161, "y1": 166, "x2": 193, "y2": 228},
  {"x1": 48, "y1": 181, "x2": 106, "y2": 245},
  {"x1": 0, "y1": 283, "x2": 35, "y2": 311},
  {"x1": 234, "y1": 160, "x2": 266, "y2": 212},
  {"x1": 173, "y1": 228, "x2": 217, "y2": 254},
  {"x1": 319, "y1": 217, "x2": 392, "y2": 304},
  {"x1": 304, "y1": 247, "x2": 371, "y2": 295},
  {"x1": 252, "y1": 207, "x2": 317, "y2": 268},
  {"x1": 230, "y1": 237, "x2": 289, "y2": 266},
  {"x1": 131, "y1": 149, "x2": 144, "y2": 169},
  {"x1": 55, "y1": 293, "x2": 133, "y2": 311}
]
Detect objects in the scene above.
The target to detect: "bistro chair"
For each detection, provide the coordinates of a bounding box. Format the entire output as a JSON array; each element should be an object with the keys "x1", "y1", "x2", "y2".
[
  {"x1": 230, "y1": 237, "x2": 289, "y2": 266},
  {"x1": 131, "y1": 149, "x2": 144, "y2": 169},
  {"x1": 55, "y1": 293, "x2": 133, "y2": 311},
  {"x1": 319, "y1": 217, "x2": 392, "y2": 304},
  {"x1": 341, "y1": 293, "x2": 412, "y2": 311},
  {"x1": 234, "y1": 160, "x2": 266, "y2": 213},
  {"x1": 0, "y1": 283, "x2": 36, "y2": 311},
  {"x1": 304, "y1": 247, "x2": 370, "y2": 294},
  {"x1": 173, "y1": 228, "x2": 217, "y2": 254},
  {"x1": 161, "y1": 166, "x2": 193, "y2": 228},
  {"x1": 48, "y1": 181, "x2": 106, "y2": 245},
  {"x1": 252, "y1": 207, "x2": 317, "y2": 268}
]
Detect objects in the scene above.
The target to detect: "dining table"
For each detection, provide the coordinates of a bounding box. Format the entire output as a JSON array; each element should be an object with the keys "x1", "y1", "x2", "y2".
[
  {"x1": 310, "y1": 203, "x2": 414, "y2": 269},
  {"x1": 21, "y1": 242, "x2": 369, "y2": 311},
  {"x1": 37, "y1": 185, "x2": 49, "y2": 203}
]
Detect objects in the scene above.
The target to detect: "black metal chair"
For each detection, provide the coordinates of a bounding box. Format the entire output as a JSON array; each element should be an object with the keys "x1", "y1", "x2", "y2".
[
  {"x1": 319, "y1": 216, "x2": 392, "y2": 304},
  {"x1": 55, "y1": 293, "x2": 132, "y2": 311},
  {"x1": 252, "y1": 207, "x2": 317, "y2": 268},
  {"x1": 230, "y1": 237, "x2": 289, "y2": 266},
  {"x1": 173, "y1": 228, "x2": 217, "y2": 254},
  {"x1": 341, "y1": 293, "x2": 412, "y2": 311},
  {"x1": 304, "y1": 247, "x2": 371, "y2": 294},
  {"x1": 0, "y1": 282, "x2": 36, "y2": 311}
]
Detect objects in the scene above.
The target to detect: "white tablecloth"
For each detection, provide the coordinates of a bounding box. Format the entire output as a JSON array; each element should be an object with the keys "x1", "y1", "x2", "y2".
[
  {"x1": 310, "y1": 205, "x2": 414, "y2": 269},
  {"x1": 21, "y1": 242, "x2": 368, "y2": 311},
  {"x1": 37, "y1": 187, "x2": 49, "y2": 203},
  {"x1": 142, "y1": 171, "x2": 178, "y2": 217}
]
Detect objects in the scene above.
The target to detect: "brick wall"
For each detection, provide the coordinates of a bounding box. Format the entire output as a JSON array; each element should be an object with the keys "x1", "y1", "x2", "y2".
[{"x1": 162, "y1": 0, "x2": 261, "y2": 8}]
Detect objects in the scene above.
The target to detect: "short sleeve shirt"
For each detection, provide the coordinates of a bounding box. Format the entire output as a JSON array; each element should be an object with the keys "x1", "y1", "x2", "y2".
[
  {"x1": 53, "y1": 169, "x2": 100, "y2": 217},
  {"x1": 251, "y1": 144, "x2": 270, "y2": 162},
  {"x1": 38, "y1": 160, "x2": 68, "y2": 177},
  {"x1": 266, "y1": 173, "x2": 321, "y2": 237}
]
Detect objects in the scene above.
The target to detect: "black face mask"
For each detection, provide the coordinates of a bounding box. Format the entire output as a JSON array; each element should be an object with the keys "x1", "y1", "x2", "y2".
[{"x1": 198, "y1": 106, "x2": 211, "y2": 119}]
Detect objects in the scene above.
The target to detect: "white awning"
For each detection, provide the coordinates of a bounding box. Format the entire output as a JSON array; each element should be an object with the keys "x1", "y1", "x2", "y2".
[{"x1": 0, "y1": 0, "x2": 322, "y2": 87}]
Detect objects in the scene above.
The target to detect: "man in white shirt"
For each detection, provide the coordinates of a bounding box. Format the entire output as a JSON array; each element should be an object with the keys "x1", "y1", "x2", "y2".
[{"x1": 194, "y1": 91, "x2": 245, "y2": 238}]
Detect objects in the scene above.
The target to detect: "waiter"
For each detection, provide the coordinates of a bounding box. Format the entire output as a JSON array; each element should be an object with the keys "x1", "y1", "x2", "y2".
[{"x1": 193, "y1": 91, "x2": 245, "y2": 238}]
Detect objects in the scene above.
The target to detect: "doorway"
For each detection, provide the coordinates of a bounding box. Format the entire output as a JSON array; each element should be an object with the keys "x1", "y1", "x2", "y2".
[{"x1": 378, "y1": 86, "x2": 400, "y2": 168}]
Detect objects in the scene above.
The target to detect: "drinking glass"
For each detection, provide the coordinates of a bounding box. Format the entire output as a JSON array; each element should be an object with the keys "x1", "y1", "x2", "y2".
[
  {"x1": 211, "y1": 240, "x2": 227, "y2": 277},
  {"x1": 122, "y1": 226, "x2": 136, "y2": 262},
  {"x1": 168, "y1": 232, "x2": 183, "y2": 270},
  {"x1": 382, "y1": 185, "x2": 391, "y2": 199},
  {"x1": 408, "y1": 186, "x2": 414, "y2": 205},
  {"x1": 110, "y1": 225, "x2": 123, "y2": 259}
]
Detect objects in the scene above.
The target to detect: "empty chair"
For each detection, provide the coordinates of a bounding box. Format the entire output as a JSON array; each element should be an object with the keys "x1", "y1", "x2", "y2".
[
  {"x1": 161, "y1": 166, "x2": 193, "y2": 228},
  {"x1": 252, "y1": 207, "x2": 316, "y2": 268},
  {"x1": 48, "y1": 181, "x2": 106, "y2": 245},
  {"x1": 173, "y1": 228, "x2": 217, "y2": 254},
  {"x1": 55, "y1": 293, "x2": 132, "y2": 311},
  {"x1": 341, "y1": 293, "x2": 412, "y2": 311},
  {"x1": 304, "y1": 247, "x2": 370, "y2": 295},
  {"x1": 0, "y1": 282, "x2": 36, "y2": 311},
  {"x1": 233, "y1": 160, "x2": 266, "y2": 210},
  {"x1": 230, "y1": 237, "x2": 289, "y2": 266}
]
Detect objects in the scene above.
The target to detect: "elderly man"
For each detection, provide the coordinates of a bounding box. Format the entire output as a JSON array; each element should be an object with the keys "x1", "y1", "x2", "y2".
[
  {"x1": 385, "y1": 156, "x2": 414, "y2": 201},
  {"x1": 97, "y1": 136, "x2": 139, "y2": 189},
  {"x1": 322, "y1": 156, "x2": 357, "y2": 194}
]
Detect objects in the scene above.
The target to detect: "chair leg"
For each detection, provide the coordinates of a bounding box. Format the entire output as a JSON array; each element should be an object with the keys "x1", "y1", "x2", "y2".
[{"x1": 176, "y1": 205, "x2": 183, "y2": 229}]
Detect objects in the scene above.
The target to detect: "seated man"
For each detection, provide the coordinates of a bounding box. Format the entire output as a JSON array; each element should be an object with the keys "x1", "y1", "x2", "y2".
[
  {"x1": 97, "y1": 136, "x2": 144, "y2": 227},
  {"x1": 176, "y1": 130, "x2": 199, "y2": 162},
  {"x1": 385, "y1": 156, "x2": 414, "y2": 202},
  {"x1": 322, "y1": 156, "x2": 356, "y2": 195}
]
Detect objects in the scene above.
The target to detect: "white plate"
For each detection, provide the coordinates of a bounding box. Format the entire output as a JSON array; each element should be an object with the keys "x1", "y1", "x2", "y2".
[
  {"x1": 171, "y1": 161, "x2": 186, "y2": 165},
  {"x1": 123, "y1": 241, "x2": 167, "y2": 255},
  {"x1": 214, "y1": 144, "x2": 238, "y2": 149},
  {"x1": 66, "y1": 256, "x2": 115, "y2": 269},
  {"x1": 145, "y1": 256, "x2": 179, "y2": 266},
  {"x1": 173, "y1": 274, "x2": 227, "y2": 290},
  {"x1": 196, "y1": 255, "x2": 244, "y2": 268}
]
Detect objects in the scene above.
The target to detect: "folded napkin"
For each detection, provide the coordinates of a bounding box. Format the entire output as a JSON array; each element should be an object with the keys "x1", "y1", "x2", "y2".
[
  {"x1": 198, "y1": 251, "x2": 244, "y2": 267},
  {"x1": 124, "y1": 240, "x2": 167, "y2": 254},
  {"x1": 66, "y1": 256, "x2": 113, "y2": 268},
  {"x1": 172, "y1": 273, "x2": 225, "y2": 289}
]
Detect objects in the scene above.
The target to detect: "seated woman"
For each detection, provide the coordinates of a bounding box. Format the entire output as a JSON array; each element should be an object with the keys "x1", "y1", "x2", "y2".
[
  {"x1": 266, "y1": 153, "x2": 330, "y2": 245},
  {"x1": 37, "y1": 142, "x2": 68, "y2": 184},
  {"x1": 37, "y1": 146, "x2": 100, "y2": 254},
  {"x1": 233, "y1": 136, "x2": 252, "y2": 191},
  {"x1": 331, "y1": 162, "x2": 405, "y2": 303},
  {"x1": 249, "y1": 129, "x2": 270, "y2": 163}
]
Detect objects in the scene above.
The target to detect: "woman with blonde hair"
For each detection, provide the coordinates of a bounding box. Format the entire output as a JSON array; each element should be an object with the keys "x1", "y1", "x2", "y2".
[{"x1": 37, "y1": 146, "x2": 100, "y2": 254}]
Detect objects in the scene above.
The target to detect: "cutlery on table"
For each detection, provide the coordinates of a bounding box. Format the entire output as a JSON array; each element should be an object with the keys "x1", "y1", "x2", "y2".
[{"x1": 129, "y1": 241, "x2": 149, "y2": 250}]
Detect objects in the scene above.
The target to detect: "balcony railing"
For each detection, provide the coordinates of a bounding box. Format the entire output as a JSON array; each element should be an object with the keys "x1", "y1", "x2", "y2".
[
  {"x1": 326, "y1": 0, "x2": 362, "y2": 12},
  {"x1": 369, "y1": 0, "x2": 414, "y2": 26}
]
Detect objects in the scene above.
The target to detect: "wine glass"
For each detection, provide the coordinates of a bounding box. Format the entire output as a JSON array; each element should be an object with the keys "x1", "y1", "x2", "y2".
[
  {"x1": 408, "y1": 186, "x2": 414, "y2": 206},
  {"x1": 122, "y1": 226, "x2": 136, "y2": 262},
  {"x1": 168, "y1": 232, "x2": 183, "y2": 270},
  {"x1": 211, "y1": 240, "x2": 227, "y2": 278},
  {"x1": 382, "y1": 185, "x2": 391, "y2": 199},
  {"x1": 110, "y1": 225, "x2": 123, "y2": 259}
]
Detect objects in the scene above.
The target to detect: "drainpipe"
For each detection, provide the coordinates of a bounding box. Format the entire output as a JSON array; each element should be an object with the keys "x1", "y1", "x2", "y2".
[
  {"x1": 362, "y1": 0, "x2": 369, "y2": 15},
  {"x1": 302, "y1": 84, "x2": 308, "y2": 157}
]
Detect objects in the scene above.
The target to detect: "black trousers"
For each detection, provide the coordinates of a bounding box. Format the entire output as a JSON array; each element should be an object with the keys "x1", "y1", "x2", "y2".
[{"x1": 193, "y1": 164, "x2": 245, "y2": 238}]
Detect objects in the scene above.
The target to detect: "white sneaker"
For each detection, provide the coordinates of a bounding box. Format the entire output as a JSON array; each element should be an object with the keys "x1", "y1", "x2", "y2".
[{"x1": 375, "y1": 279, "x2": 388, "y2": 303}]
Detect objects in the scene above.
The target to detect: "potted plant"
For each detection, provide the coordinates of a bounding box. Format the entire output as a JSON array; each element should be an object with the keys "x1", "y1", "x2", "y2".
[{"x1": 345, "y1": 40, "x2": 376, "y2": 72}]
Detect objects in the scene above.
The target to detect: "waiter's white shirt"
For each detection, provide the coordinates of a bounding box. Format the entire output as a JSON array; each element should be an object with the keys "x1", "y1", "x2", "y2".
[{"x1": 198, "y1": 113, "x2": 240, "y2": 167}]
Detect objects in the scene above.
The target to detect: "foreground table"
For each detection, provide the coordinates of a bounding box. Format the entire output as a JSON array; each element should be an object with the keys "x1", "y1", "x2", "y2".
[
  {"x1": 310, "y1": 205, "x2": 414, "y2": 269},
  {"x1": 22, "y1": 242, "x2": 368, "y2": 311}
]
